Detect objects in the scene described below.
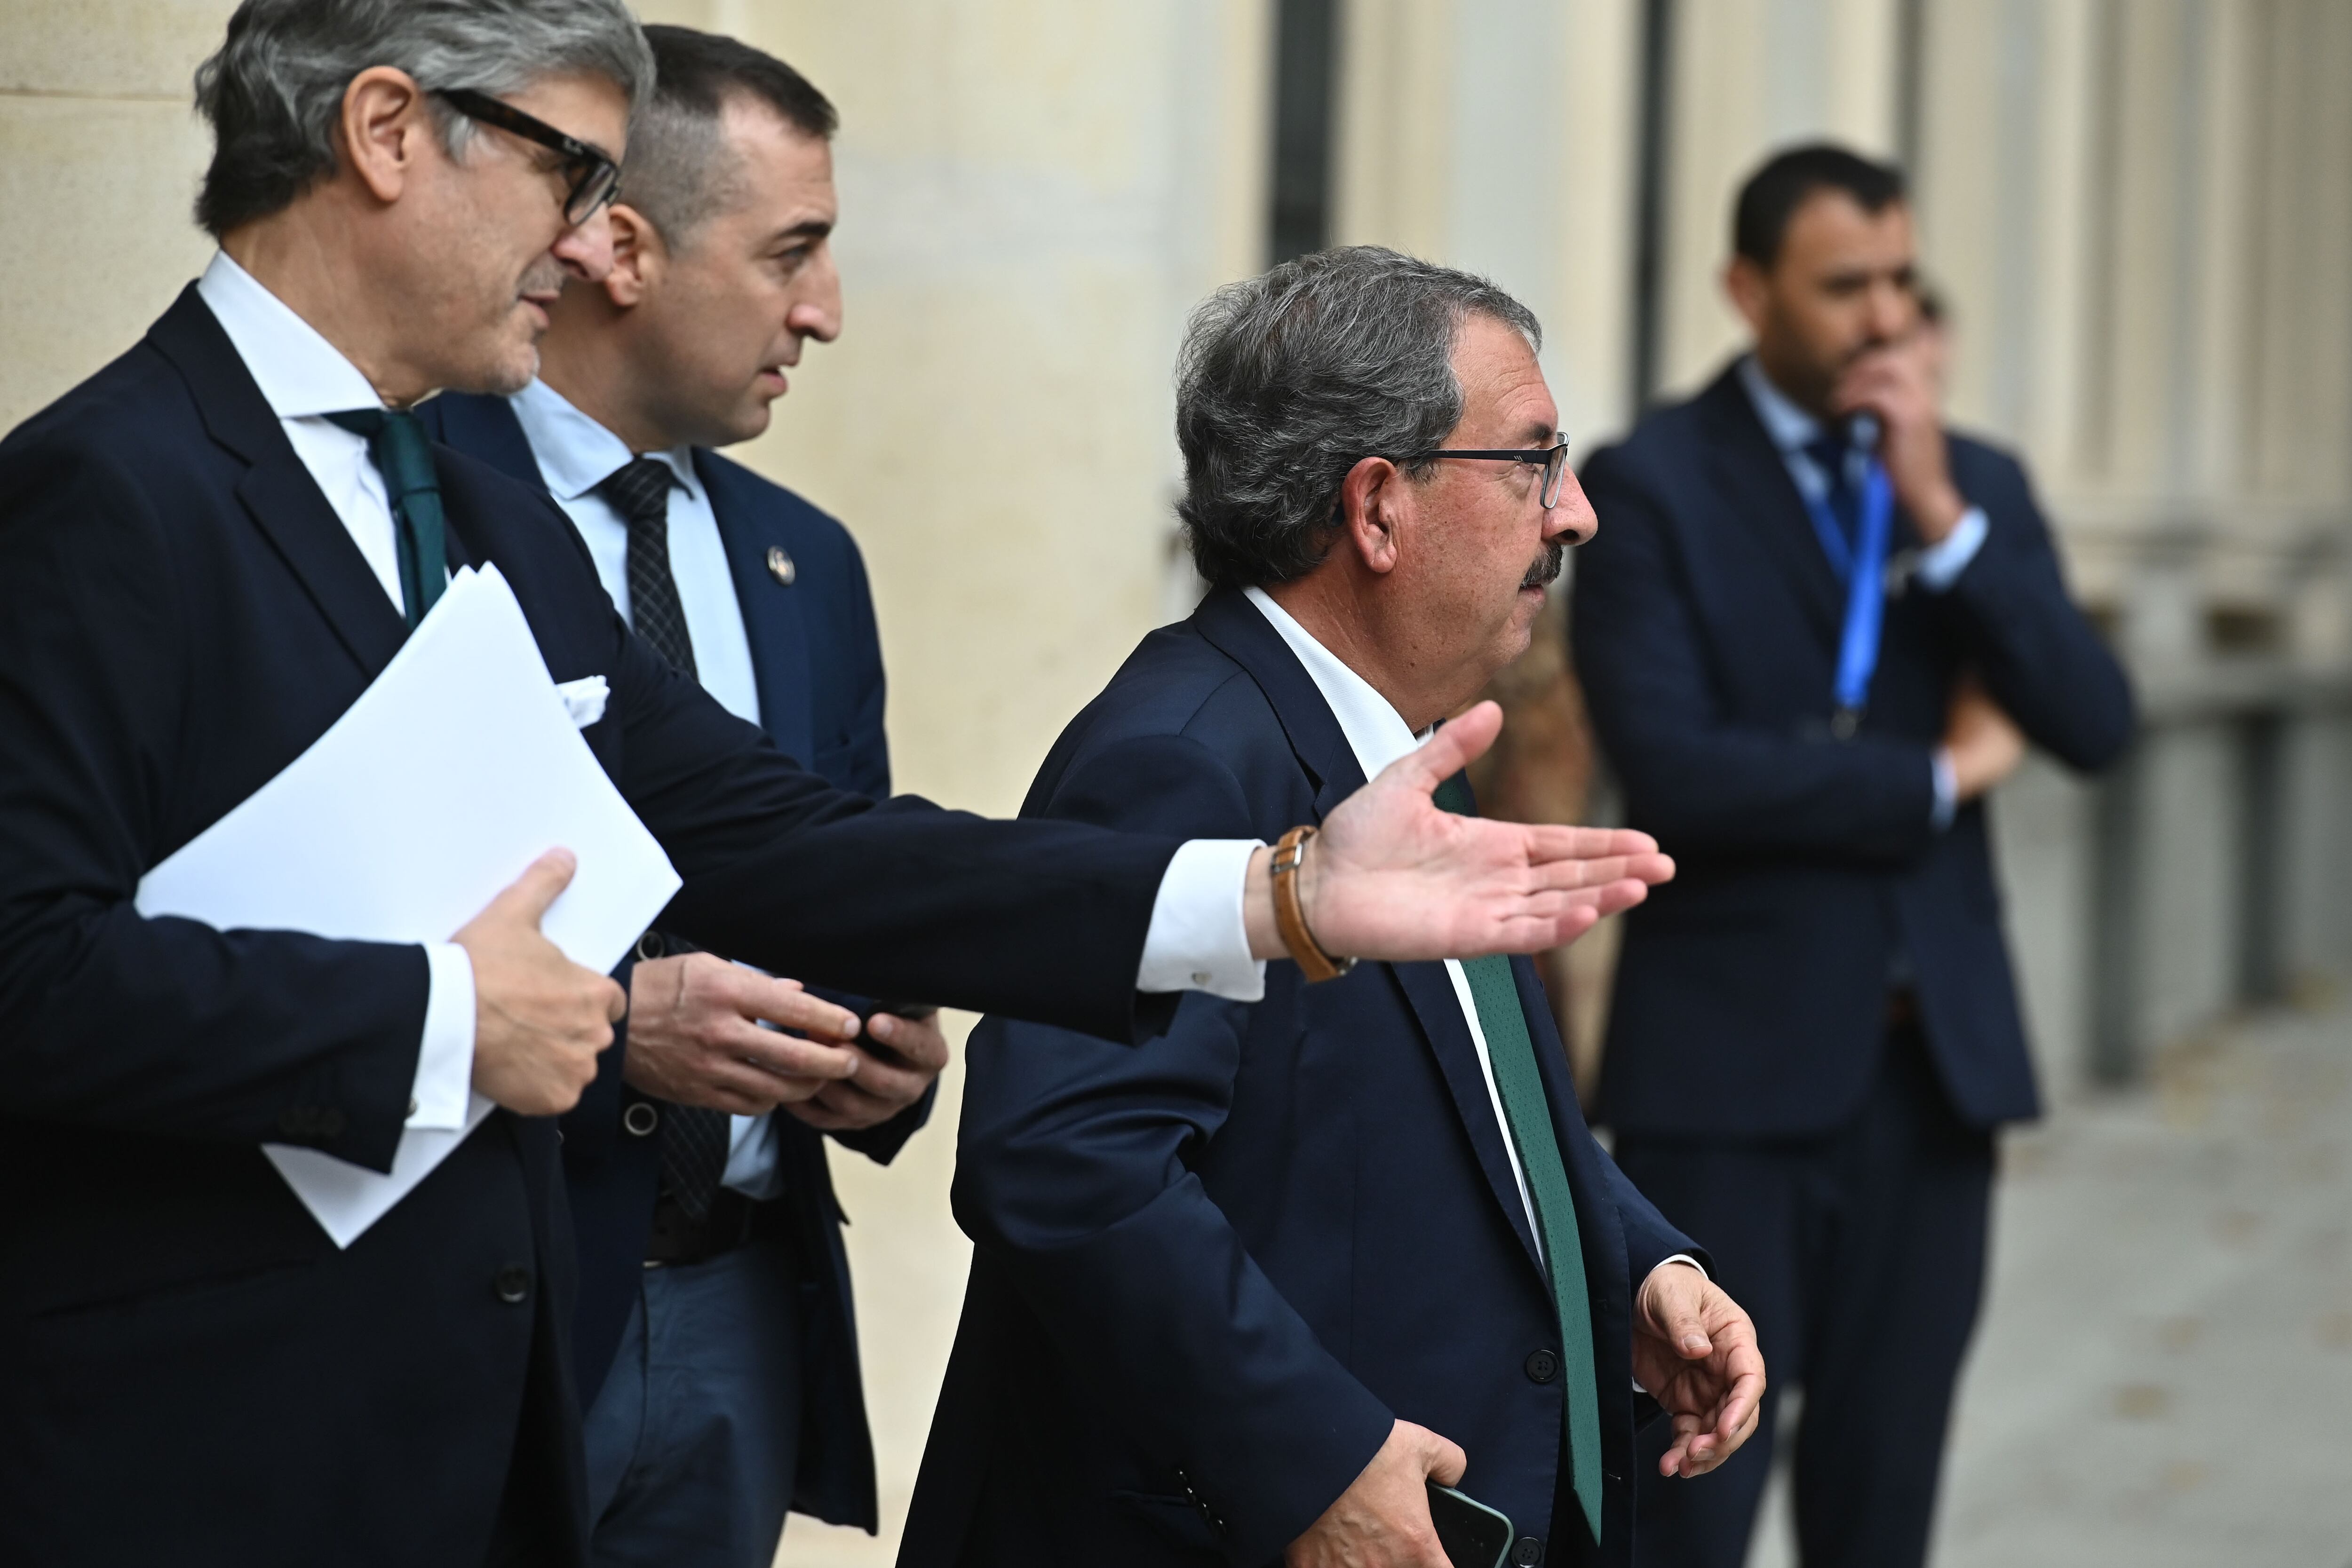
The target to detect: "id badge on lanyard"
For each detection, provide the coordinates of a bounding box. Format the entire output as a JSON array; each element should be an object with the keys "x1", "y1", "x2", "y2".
[{"x1": 1804, "y1": 461, "x2": 1894, "y2": 740}]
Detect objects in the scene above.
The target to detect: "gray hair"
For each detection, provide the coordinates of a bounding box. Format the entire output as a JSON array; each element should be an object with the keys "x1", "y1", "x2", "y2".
[
  {"x1": 193, "y1": 0, "x2": 655, "y2": 237},
  {"x1": 1175, "y1": 245, "x2": 1542, "y2": 589}
]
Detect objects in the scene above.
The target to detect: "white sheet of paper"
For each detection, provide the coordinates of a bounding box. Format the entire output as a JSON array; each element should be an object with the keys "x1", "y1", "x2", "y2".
[{"x1": 135, "y1": 565, "x2": 681, "y2": 1247}]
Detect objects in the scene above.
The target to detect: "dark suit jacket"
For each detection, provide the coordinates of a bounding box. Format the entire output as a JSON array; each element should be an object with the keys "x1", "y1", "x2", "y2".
[
  {"x1": 1573, "y1": 361, "x2": 2135, "y2": 1140},
  {"x1": 0, "y1": 288, "x2": 1196, "y2": 1567},
  {"x1": 898, "y1": 587, "x2": 1698, "y2": 1568},
  {"x1": 424, "y1": 388, "x2": 922, "y2": 1529}
]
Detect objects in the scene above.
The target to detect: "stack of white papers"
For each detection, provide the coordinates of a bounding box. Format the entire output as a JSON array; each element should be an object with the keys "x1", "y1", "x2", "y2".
[{"x1": 136, "y1": 566, "x2": 681, "y2": 1245}]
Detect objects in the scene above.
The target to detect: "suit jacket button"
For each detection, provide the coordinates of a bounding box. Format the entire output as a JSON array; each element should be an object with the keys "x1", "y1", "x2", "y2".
[
  {"x1": 623, "y1": 1101, "x2": 660, "y2": 1137},
  {"x1": 766, "y1": 545, "x2": 796, "y2": 586},
  {"x1": 1525, "y1": 1348, "x2": 1560, "y2": 1384},
  {"x1": 493, "y1": 1265, "x2": 531, "y2": 1305},
  {"x1": 1511, "y1": 1536, "x2": 1544, "y2": 1565}
]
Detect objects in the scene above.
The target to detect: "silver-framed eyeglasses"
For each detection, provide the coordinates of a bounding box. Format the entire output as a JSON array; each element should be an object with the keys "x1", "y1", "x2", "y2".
[{"x1": 1404, "y1": 431, "x2": 1573, "y2": 509}]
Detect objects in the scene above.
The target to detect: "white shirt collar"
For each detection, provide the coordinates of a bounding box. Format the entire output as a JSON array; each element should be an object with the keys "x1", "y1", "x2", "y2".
[
  {"x1": 508, "y1": 376, "x2": 700, "y2": 505},
  {"x1": 1736, "y1": 352, "x2": 1879, "y2": 459},
  {"x1": 194, "y1": 250, "x2": 385, "y2": 420},
  {"x1": 1736, "y1": 353, "x2": 1820, "y2": 454},
  {"x1": 1242, "y1": 586, "x2": 1431, "y2": 780}
]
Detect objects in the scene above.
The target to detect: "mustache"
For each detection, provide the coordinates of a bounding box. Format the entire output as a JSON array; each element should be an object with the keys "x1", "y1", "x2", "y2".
[
  {"x1": 518, "y1": 259, "x2": 569, "y2": 298},
  {"x1": 1521, "y1": 537, "x2": 1565, "y2": 592}
]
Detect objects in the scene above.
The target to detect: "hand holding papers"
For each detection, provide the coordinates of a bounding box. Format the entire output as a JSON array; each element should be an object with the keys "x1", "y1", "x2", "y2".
[{"x1": 135, "y1": 566, "x2": 680, "y2": 1245}]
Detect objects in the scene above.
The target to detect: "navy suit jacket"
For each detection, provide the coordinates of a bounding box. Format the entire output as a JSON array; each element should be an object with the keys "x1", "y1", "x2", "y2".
[
  {"x1": 0, "y1": 288, "x2": 1194, "y2": 1567},
  {"x1": 422, "y1": 389, "x2": 923, "y2": 1529},
  {"x1": 1573, "y1": 362, "x2": 2135, "y2": 1139},
  {"x1": 899, "y1": 587, "x2": 1698, "y2": 1568}
]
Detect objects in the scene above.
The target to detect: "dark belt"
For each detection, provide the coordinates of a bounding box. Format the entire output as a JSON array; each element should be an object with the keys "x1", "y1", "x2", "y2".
[{"x1": 644, "y1": 1186, "x2": 761, "y2": 1268}]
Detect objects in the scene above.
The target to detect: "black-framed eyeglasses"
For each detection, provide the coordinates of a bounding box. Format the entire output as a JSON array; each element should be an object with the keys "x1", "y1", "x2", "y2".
[
  {"x1": 1403, "y1": 432, "x2": 1574, "y2": 510},
  {"x1": 433, "y1": 87, "x2": 620, "y2": 225}
]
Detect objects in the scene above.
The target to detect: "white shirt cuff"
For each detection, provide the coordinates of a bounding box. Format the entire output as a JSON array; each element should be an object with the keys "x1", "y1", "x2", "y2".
[
  {"x1": 1931, "y1": 746, "x2": 1959, "y2": 832},
  {"x1": 1660, "y1": 1253, "x2": 1707, "y2": 1279},
  {"x1": 1914, "y1": 506, "x2": 1988, "y2": 592},
  {"x1": 407, "y1": 942, "x2": 477, "y2": 1129},
  {"x1": 1137, "y1": 838, "x2": 1267, "y2": 1001}
]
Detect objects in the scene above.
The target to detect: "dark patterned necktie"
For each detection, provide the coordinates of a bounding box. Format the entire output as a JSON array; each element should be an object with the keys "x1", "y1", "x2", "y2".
[
  {"x1": 598, "y1": 456, "x2": 729, "y2": 1218},
  {"x1": 325, "y1": 408, "x2": 445, "y2": 629},
  {"x1": 1433, "y1": 773, "x2": 1605, "y2": 1545},
  {"x1": 1803, "y1": 432, "x2": 1863, "y2": 577},
  {"x1": 599, "y1": 456, "x2": 698, "y2": 679}
]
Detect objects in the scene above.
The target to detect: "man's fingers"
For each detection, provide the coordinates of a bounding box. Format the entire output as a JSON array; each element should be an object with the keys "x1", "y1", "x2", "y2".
[
  {"x1": 489, "y1": 848, "x2": 578, "y2": 929},
  {"x1": 1522, "y1": 851, "x2": 1674, "y2": 891},
  {"x1": 733, "y1": 1026, "x2": 861, "y2": 1082},
  {"x1": 598, "y1": 973, "x2": 628, "y2": 1023},
  {"x1": 1516, "y1": 823, "x2": 1660, "y2": 863},
  {"x1": 734, "y1": 976, "x2": 859, "y2": 1040},
  {"x1": 866, "y1": 1012, "x2": 952, "y2": 1071}
]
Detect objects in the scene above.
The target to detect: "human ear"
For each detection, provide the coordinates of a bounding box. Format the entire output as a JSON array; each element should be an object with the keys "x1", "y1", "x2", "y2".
[
  {"x1": 602, "y1": 204, "x2": 664, "y2": 308},
  {"x1": 338, "y1": 67, "x2": 431, "y2": 206},
  {"x1": 1337, "y1": 456, "x2": 1403, "y2": 576},
  {"x1": 1723, "y1": 256, "x2": 1772, "y2": 338}
]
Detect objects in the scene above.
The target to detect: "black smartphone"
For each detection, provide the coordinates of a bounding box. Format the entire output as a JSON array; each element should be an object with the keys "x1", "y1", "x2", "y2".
[
  {"x1": 1426, "y1": 1483, "x2": 1514, "y2": 1568},
  {"x1": 855, "y1": 1001, "x2": 937, "y2": 1068}
]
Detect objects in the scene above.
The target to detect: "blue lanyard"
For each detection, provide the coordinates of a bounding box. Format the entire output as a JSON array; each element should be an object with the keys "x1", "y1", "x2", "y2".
[{"x1": 1801, "y1": 459, "x2": 1893, "y2": 739}]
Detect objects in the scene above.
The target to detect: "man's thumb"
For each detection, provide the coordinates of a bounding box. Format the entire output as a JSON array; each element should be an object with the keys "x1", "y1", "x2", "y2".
[
  {"x1": 499, "y1": 847, "x2": 579, "y2": 928},
  {"x1": 1421, "y1": 1431, "x2": 1469, "y2": 1489},
  {"x1": 1392, "y1": 701, "x2": 1501, "y2": 793}
]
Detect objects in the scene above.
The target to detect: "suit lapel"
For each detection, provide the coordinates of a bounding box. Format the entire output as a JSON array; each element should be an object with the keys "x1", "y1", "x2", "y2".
[
  {"x1": 1692, "y1": 367, "x2": 1843, "y2": 647},
  {"x1": 147, "y1": 287, "x2": 410, "y2": 680},
  {"x1": 1192, "y1": 587, "x2": 1361, "y2": 816},
  {"x1": 426, "y1": 391, "x2": 550, "y2": 493},
  {"x1": 699, "y1": 452, "x2": 815, "y2": 766},
  {"x1": 1389, "y1": 959, "x2": 1549, "y2": 1272},
  {"x1": 1192, "y1": 588, "x2": 1548, "y2": 1274}
]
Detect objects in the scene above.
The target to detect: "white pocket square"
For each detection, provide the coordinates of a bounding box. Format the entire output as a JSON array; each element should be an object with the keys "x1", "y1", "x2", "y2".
[{"x1": 556, "y1": 675, "x2": 609, "y2": 729}]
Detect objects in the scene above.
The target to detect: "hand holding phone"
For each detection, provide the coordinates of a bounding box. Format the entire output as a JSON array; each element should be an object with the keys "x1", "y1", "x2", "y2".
[{"x1": 1425, "y1": 1483, "x2": 1513, "y2": 1568}]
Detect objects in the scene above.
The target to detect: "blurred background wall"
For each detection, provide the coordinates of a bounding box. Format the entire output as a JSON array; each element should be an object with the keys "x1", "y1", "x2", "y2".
[{"x1": 6, "y1": 2, "x2": 2350, "y2": 1562}]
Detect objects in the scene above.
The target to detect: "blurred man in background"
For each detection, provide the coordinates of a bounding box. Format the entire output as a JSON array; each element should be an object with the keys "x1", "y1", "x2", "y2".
[
  {"x1": 1572, "y1": 145, "x2": 2135, "y2": 1568},
  {"x1": 904, "y1": 247, "x2": 1754, "y2": 1568},
  {"x1": 424, "y1": 27, "x2": 945, "y2": 1568}
]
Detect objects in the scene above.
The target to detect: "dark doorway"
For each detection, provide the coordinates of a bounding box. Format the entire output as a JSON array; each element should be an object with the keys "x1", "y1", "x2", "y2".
[{"x1": 1268, "y1": 0, "x2": 1340, "y2": 266}]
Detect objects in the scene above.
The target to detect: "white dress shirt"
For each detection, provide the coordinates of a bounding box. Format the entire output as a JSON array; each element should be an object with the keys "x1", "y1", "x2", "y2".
[
  {"x1": 1736, "y1": 356, "x2": 1982, "y2": 830},
  {"x1": 191, "y1": 249, "x2": 1267, "y2": 1160},
  {"x1": 506, "y1": 380, "x2": 763, "y2": 728},
  {"x1": 194, "y1": 251, "x2": 477, "y2": 1132}
]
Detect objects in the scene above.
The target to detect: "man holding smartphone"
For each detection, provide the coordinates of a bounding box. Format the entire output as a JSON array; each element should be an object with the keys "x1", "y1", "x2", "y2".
[{"x1": 421, "y1": 28, "x2": 939, "y2": 1566}]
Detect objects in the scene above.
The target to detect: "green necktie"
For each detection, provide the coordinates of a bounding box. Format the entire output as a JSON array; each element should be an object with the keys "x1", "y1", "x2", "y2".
[
  {"x1": 325, "y1": 408, "x2": 446, "y2": 629},
  {"x1": 1434, "y1": 773, "x2": 1605, "y2": 1545}
]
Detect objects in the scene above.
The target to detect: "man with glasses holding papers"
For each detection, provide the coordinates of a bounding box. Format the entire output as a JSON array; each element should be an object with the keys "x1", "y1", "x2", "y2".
[
  {"x1": 1571, "y1": 145, "x2": 2135, "y2": 1568},
  {"x1": 0, "y1": 4, "x2": 1667, "y2": 1566}
]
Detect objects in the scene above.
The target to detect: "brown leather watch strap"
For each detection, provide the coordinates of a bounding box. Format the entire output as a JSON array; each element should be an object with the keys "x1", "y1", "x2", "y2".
[{"x1": 1270, "y1": 825, "x2": 1355, "y2": 983}]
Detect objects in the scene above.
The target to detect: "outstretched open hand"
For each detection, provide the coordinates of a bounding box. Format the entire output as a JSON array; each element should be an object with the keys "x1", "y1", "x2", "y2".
[
  {"x1": 1631, "y1": 1262, "x2": 1767, "y2": 1480},
  {"x1": 1301, "y1": 701, "x2": 1674, "y2": 962}
]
